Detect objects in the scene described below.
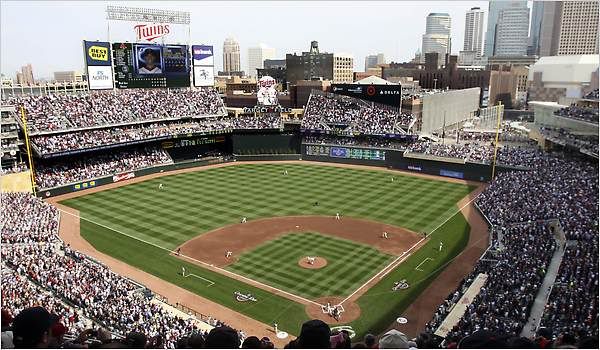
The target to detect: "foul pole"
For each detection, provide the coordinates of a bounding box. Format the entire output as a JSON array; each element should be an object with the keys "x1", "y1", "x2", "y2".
[
  {"x1": 490, "y1": 102, "x2": 504, "y2": 180},
  {"x1": 20, "y1": 106, "x2": 37, "y2": 195}
]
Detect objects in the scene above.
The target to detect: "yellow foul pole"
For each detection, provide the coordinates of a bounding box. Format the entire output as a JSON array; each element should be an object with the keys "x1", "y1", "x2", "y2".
[
  {"x1": 20, "y1": 106, "x2": 37, "y2": 195},
  {"x1": 490, "y1": 102, "x2": 503, "y2": 180}
]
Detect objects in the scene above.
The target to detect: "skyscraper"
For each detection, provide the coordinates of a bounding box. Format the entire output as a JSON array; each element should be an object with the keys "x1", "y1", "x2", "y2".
[
  {"x1": 421, "y1": 13, "x2": 451, "y2": 68},
  {"x1": 493, "y1": 4, "x2": 530, "y2": 56},
  {"x1": 364, "y1": 53, "x2": 385, "y2": 70},
  {"x1": 463, "y1": 7, "x2": 485, "y2": 56},
  {"x1": 16, "y1": 64, "x2": 34, "y2": 85},
  {"x1": 247, "y1": 44, "x2": 276, "y2": 78},
  {"x1": 528, "y1": 1, "x2": 545, "y2": 55},
  {"x1": 483, "y1": 1, "x2": 527, "y2": 56},
  {"x1": 222, "y1": 37, "x2": 241, "y2": 74},
  {"x1": 556, "y1": 1, "x2": 599, "y2": 55},
  {"x1": 537, "y1": 1, "x2": 562, "y2": 56}
]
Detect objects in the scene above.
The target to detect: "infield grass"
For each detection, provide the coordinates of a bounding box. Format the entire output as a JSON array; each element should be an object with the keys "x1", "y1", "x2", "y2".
[
  {"x1": 227, "y1": 232, "x2": 393, "y2": 298},
  {"x1": 61, "y1": 163, "x2": 475, "y2": 337}
]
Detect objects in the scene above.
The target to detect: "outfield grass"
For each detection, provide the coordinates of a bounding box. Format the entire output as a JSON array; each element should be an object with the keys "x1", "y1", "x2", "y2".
[
  {"x1": 227, "y1": 232, "x2": 393, "y2": 298},
  {"x1": 62, "y1": 163, "x2": 475, "y2": 337}
]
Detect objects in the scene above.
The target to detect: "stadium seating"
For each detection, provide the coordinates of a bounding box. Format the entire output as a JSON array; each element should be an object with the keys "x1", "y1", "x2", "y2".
[
  {"x1": 34, "y1": 147, "x2": 173, "y2": 189},
  {"x1": 427, "y1": 151, "x2": 599, "y2": 341},
  {"x1": 6, "y1": 89, "x2": 225, "y2": 133},
  {"x1": 0, "y1": 193, "x2": 238, "y2": 349},
  {"x1": 554, "y1": 104, "x2": 599, "y2": 124},
  {"x1": 302, "y1": 92, "x2": 414, "y2": 135}
]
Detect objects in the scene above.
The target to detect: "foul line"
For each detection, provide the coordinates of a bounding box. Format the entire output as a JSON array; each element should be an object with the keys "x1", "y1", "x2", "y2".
[
  {"x1": 337, "y1": 190, "x2": 483, "y2": 307},
  {"x1": 57, "y1": 208, "x2": 323, "y2": 308},
  {"x1": 183, "y1": 272, "x2": 215, "y2": 287},
  {"x1": 415, "y1": 257, "x2": 434, "y2": 272}
]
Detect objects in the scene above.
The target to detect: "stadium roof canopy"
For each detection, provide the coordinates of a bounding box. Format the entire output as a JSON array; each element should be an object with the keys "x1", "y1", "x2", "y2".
[
  {"x1": 353, "y1": 76, "x2": 397, "y2": 85},
  {"x1": 528, "y1": 55, "x2": 599, "y2": 84}
]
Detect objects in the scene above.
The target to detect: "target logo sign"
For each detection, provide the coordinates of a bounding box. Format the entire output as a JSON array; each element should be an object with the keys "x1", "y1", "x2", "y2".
[{"x1": 366, "y1": 86, "x2": 376, "y2": 96}]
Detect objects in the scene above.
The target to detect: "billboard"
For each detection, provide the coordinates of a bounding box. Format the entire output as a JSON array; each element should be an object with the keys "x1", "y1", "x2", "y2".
[
  {"x1": 83, "y1": 41, "x2": 114, "y2": 90},
  {"x1": 112, "y1": 42, "x2": 191, "y2": 88},
  {"x1": 87, "y1": 66, "x2": 114, "y2": 90},
  {"x1": 84, "y1": 41, "x2": 112, "y2": 66},
  {"x1": 193, "y1": 66, "x2": 214, "y2": 87},
  {"x1": 192, "y1": 45, "x2": 214, "y2": 66},
  {"x1": 256, "y1": 76, "x2": 278, "y2": 106},
  {"x1": 331, "y1": 84, "x2": 402, "y2": 108},
  {"x1": 108, "y1": 20, "x2": 188, "y2": 44},
  {"x1": 192, "y1": 45, "x2": 214, "y2": 87}
]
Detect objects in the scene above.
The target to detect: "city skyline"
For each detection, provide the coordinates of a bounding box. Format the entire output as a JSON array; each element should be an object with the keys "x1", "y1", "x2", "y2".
[{"x1": 1, "y1": 0, "x2": 488, "y2": 79}]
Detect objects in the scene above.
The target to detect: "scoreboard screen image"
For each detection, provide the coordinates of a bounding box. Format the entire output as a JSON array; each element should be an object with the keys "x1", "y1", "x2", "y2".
[
  {"x1": 306, "y1": 145, "x2": 386, "y2": 161},
  {"x1": 113, "y1": 42, "x2": 190, "y2": 88}
]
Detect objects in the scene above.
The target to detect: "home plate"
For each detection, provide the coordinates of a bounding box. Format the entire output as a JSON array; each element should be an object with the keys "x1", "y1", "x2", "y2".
[
  {"x1": 397, "y1": 317, "x2": 408, "y2": 324},
  {"x1": 276, "y1": 331, "x2": 288, "y2": 339}
]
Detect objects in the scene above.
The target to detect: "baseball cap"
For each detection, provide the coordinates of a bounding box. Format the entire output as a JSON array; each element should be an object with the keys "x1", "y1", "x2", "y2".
[
  {"x1": 379, "y1": 329, "x2": 409, "y2": 349},
  {"x1": 12, "y1": 306, "x2": 54, "y2": 348},
  {"x1": 205, "y1": 326, "x2": 241, "y2": 349},
  {"x1": 298, "y1": 319, "x2": 331, "y2": 348}
]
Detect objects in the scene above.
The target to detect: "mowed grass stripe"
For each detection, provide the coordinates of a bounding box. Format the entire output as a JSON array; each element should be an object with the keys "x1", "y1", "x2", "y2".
[{"x1": 227, "y1": 232, "x2": 393, "y2": 298}]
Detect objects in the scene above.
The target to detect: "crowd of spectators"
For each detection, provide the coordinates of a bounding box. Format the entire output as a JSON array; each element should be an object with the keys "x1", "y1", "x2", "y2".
[
  {"x1": 0, "y1": 163, "x2": 28, "y2": 176},
  {"x1": 31, "y1": 120, "x2": 232, "y2": 155},
  {"x1": 554, "y1": 104, "x2": 599, "y2": 124},
  {"x1": 425, "y1": 149, "x2": 598, "y2": 344},
  {"x1": 1, "y1": 193, "x2": 240, "y2": 349},
  {"x1": 582, "y1": 89, "x2": 598, "y2": 100},
  {"x1": 1, "y1": 192, "x2": 59, "y2": 244},
  {"x1": 426, "y1": 223, "x2": 555, "y2": 340},
  {"x1": 302, "y1": 93, "x2": 413, "y2": 135},
  {"x1": 31, "y1": 115, "x2": 284, "y2": 155},
  {"x1": 35, "y1": 147, "x2": 173, "y2": 189},
  {"x1": 539, "y1": 127, "x2": 599, "y2": 156},
  {"x1": 6, "y1": 89, "x2": 225, "y2": 133}
]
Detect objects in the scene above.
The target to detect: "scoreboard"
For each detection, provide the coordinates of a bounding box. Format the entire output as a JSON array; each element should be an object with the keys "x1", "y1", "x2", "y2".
[
  {"x1": 113, "y1": 42, "x2": 190, "y2": 88},
  {"x1": 306, "y1": 145, "x2": 386, "y2": 161}
]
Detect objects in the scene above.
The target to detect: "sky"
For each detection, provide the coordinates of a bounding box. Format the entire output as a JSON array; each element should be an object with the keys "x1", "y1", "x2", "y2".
[{"x1": 1, "y1": 0, "x2": 491, "y2": 79}]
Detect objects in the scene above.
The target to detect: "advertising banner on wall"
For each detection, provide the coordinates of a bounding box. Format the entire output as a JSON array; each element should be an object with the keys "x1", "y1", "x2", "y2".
[
  {"x1": 331, "y1": 84, "x2": 402, "y2": 108},
  {"x1": 192, "y1": 45, "x2": 214, "y2": 87},
  {"x1": 192, "y1": 45, "x2": 214, "y2": 66},
  {"x1": 87, "y1": 66, "x2": 114, "y2": 90},
  {"x1": 193, "y1": 66, "x2": 215, "y2": 87},
  {"x1": 83, "y1": 40, "x2": 114, "y2": 90}
]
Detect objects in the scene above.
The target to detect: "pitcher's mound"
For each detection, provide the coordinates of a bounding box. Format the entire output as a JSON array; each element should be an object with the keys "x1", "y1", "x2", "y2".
[{"x1": 298, "y1": 256, "x2": 327, "y2": 269}]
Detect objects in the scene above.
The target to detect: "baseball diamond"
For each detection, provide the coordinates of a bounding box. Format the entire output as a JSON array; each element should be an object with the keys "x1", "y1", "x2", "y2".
[{"x1": 54, "y1": 162, "x2": 478, "y2": 338}]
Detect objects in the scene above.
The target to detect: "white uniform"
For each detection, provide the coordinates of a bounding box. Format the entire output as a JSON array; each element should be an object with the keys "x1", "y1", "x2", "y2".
[
  {"x1": 226, "y1": 251, "x2": 232, "y2": 258},
  {"x1": 158, "y1": 183, "x2": 163, "y2": 189},
  {"x1": 382, "y1": 231, "x2": 388, "y2": 239},
  {"x1": 335, "y1": 213, "x2": 340, "y2": 220},
  {"x1": 439, "y1": 241, "x2": 444, "y2": 251},
  {"x1": 241, "y1": 217, "x2": 247, "y2": 223},
  {"x1": 181, "y1": 266, "x2": 186, "y2": 276}
]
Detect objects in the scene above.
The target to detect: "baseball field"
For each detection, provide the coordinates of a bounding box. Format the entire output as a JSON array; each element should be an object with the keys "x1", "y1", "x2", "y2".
[{"x1": 58, "y1": 162, "x2": 477, "y2": 338}]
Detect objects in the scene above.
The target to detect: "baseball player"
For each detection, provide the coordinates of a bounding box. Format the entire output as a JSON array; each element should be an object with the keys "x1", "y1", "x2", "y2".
[
  {"x1": 158, "y1": 183, "x2": 164, "y2": 190},
  {"x1": 176, "y1": 248, "x2": 181, "y2": 256},
  {"x1": 391, "y1": 177, "x2": 394, "y2": 182},
  {"x1": 181, "y1": 266, "x2": 186, "y2": 276},
  {"x1": 382, "y1": 231, "x2": 389, "y2": 239},
  {"x1": 226, "y1": 251, "x2": 233, "y2": 259},
  {"x1": 283, "y1": 169, "x2": 288, "y2": 175},
  {"x1": 335, "y1": 213, "x2": 340, "y2": 220},
  {"x1": 241, "y1": 217, "x2": 247, "y2": 223},
  {"x1": 439, "y1": 241, "x2": 444, "y2": 251}
]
